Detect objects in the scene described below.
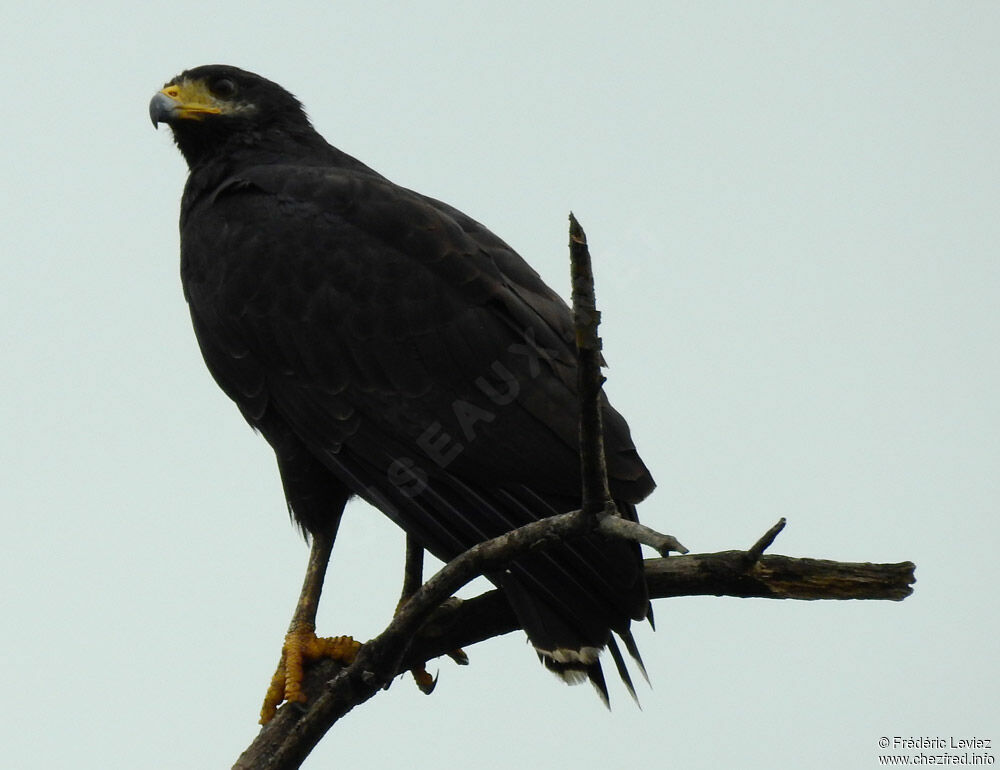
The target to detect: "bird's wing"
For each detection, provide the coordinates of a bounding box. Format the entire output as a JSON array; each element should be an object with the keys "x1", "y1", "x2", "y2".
[{"x1": 181, "y1": 163, "x2": 652, "y2": 513}]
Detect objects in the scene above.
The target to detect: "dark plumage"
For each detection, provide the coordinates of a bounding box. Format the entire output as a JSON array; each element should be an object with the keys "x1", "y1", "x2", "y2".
[{"x1": 151, "y1": 65, "x2": 655, "y2": 698}]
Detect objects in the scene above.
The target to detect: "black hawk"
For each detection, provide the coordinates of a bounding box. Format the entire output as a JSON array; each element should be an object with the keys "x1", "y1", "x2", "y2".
[{"x1": 150, "y1": 65, "x2": 656, "y2": 721}]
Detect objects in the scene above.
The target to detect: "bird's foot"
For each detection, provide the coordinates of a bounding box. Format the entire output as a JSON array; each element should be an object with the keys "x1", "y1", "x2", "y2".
[
  {"x1": 259, "y1": 625, "x2": 360, "y2": 724},
  {"x1": 407, "y1": 648, "x2": 468, "y2": 694}
]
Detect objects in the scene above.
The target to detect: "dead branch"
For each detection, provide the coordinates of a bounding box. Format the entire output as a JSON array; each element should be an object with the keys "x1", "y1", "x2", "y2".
[
  {"x1": 400, "y1": 519, "x2": 915, "y2": 669},
  {"x1": 645, "y1": 551, "x2": 916, "y2": 602},
  {"x1": 569, "y1": 213, "x2": 612, "y2": 517}
]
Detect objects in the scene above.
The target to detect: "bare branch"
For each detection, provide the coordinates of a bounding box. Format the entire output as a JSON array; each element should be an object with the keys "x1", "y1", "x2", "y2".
[
  {"x1": 400, "y1": 548, "x2": 915, "y2": 670},
  {"x1": 645, "y1": 552, "x2": 916, "y2": 601},
  {"x1": 569, "y1": 213, "x2": 612, "y2": 516}
]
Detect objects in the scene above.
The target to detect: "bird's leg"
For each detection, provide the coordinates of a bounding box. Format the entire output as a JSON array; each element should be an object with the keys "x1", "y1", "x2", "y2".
[
  {"x1": 395, "y1": 534, "x2": 468, "y2": 694},
  {"x1": 397, "y1": 532, "x2": 426, "y2": 609},
  {"x1": 259, "y1": 528, "x2": 360, "y2": 724},
  {"x1": 396, "y1": 534, "x2": 436, "y2": 693}
]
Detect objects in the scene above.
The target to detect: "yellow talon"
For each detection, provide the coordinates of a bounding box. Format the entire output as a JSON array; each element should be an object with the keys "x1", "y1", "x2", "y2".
[{"x1": 259, "y1": 625, "x2": 360, "y2": 724}]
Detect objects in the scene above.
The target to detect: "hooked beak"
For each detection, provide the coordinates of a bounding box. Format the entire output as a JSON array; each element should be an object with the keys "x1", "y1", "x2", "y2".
[{"x1": 149, "y1": 91, "x2": 178, "y2": 127}]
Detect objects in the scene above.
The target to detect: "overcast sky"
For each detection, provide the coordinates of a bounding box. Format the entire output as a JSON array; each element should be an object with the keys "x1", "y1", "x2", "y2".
[{"x1": 2, "y1": 2, "x2": 997, "y2": 768}]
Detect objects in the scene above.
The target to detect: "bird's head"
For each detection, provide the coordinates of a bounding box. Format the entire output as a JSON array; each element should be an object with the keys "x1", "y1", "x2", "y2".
[{"x1": 150, "y1": 65, "x2": 318, "y2": 167}]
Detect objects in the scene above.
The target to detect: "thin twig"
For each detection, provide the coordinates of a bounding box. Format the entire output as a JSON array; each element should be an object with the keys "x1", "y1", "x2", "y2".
[
  {"x1": 597, "y1": 512, "x2": 689, "y2": 556},
  {"x1": 746, "y1": 518, "x2": 787, "y2": 564}
]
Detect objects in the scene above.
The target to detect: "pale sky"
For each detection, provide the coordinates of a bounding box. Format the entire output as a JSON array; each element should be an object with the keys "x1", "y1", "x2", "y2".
[{"x1": 2, "y1": 2, "x2": 997, "y2": 768}]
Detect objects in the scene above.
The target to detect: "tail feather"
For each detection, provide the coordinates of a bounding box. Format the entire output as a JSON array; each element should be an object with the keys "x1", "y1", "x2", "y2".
[
  {"x1": 606, "y1": 635, "x2": 638, "y2": 704},
  {"x1": 535, "y1": 648, "x2": 611, "y2": 706},
  {"x1": 318, "y1": 440, "x2": 652, "y2": 702}
]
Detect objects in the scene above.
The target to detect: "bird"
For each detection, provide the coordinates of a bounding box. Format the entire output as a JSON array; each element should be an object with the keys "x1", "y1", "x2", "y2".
[{"x1": 149, "y1": 64, "x2": 656, "y2": 722}]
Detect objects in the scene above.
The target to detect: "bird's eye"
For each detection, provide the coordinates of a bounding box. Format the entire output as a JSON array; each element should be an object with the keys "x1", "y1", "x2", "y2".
[{"x1": 210, "y1": 78, "x2": 237, "y2": 98}]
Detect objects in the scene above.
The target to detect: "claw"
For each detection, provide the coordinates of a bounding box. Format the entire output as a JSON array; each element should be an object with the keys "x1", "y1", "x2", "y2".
[
  {"x1": 447, "y1": 648, "x2": 469, "y2": 666},
  {"x1": 411, "y1": 665, "x2": 438, "y2": 694}
]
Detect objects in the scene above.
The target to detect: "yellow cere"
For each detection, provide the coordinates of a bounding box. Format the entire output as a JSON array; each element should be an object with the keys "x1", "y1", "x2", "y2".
[{"x1": 159, "y1": 79, "x2": 223, "y2": 120}]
